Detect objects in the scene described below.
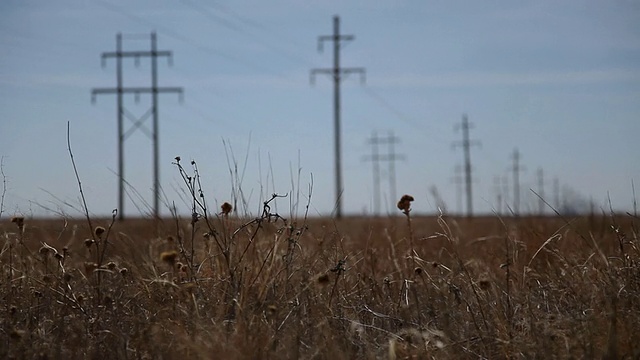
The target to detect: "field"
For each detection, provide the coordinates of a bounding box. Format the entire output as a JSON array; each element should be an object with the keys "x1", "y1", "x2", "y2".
[{"x1": 1, "y1": 207, "x2": 639, "y2": 359}]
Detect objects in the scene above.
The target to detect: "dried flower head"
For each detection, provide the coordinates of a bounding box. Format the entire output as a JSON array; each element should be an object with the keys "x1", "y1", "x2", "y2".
[
  {"x1": 10, "y1": 216, "x2": 24, "y2": 229},
  {"x1": 84, "y1": 239, "x2": 95, "y2": 248},
  {"x1": 160, "y1": 250, "x2": 178, "y2": 265},
  {"x1": 94, "y1": 226, "x2": 106, "y2": 238},
  {"x1": 106, "y1": 262, "x2": 117, "y2": 271},
  {"x1": 120, "y1": 268, "x2": 128, "y2": 277},
  {"x1": 317, "y1": 273, "x2": 330, "y2": 285},
  {"x1": 478, "y1": 276, "x2": 492, "y2": 291},
  {"x1": 397, "y1": 194, "x2": 414, "y2": 213},
  {"x1": 414, "y1": 267, "x2": 423, "y2": 275},
  {"x1": 221, "y1": 202, "x2": 233, "y2": 216}
]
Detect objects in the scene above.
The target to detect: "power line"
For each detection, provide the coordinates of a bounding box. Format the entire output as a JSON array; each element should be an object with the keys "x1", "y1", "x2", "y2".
[
  {"x1": 91, "y1": 32, "x2": 183, "y2": 220},
  {"x1": 310, "y1": 15, "x2": 365, "y2": 219},
  {"x1": 452, "y1": 114, "x2": 480, "y2": 218},
  {"x1": 95, "y1": 0, "x2": 284, "y2": 77}
]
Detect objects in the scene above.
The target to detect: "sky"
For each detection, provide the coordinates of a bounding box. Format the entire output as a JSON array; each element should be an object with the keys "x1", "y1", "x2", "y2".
[{"x1": 1, "y1": 0, "x2": 639, "y2": 219}]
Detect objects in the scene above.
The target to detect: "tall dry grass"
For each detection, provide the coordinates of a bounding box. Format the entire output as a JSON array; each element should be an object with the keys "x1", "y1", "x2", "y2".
[
  {"x1": 1, "y1": 208, "x2": 639, "y2": 359},
  {"x1": 2, "y1": 149, "x2": 639, "y2": 358}
]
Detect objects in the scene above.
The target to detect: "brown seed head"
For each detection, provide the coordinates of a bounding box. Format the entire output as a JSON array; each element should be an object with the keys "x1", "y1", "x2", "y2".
[
  {"x1": 478, "y1": 277, "x2": 492, "y2": 291},
  {"x1": 10, "y1": 216, "x2": 24, "y2": 229},
  {"x1": 221, "y1": 202, "x2": 233, "y2": 215},
  {"x1": 84, "y1": 239, "x2": 94, "y2": 248},
  {"x1": 414, "y1": 267, "x2": 423, "y2": 275},
  {"x1": 106, "y1": 262, "x2": 117, "y2": 271},
  {"x1": 120, "y1": 268, "x2": 128, "y2": 277},
  {"x1": 397, "y1": 194, "x2": 414, "y2": 212},
  {"x1": 94, "y1": 226, "x2": 106, "y2": 238},
  {"x1": 317, "y1": 273, "x2": 330, "y2": 285},
  {"x1": 160, "y1": 250, "x2": 179, "y2": 265}
]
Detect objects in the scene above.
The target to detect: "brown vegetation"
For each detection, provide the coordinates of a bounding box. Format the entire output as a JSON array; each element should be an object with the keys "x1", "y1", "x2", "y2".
[{"x1": 1, "y1": 210, "x2": 639, "y2": 359}]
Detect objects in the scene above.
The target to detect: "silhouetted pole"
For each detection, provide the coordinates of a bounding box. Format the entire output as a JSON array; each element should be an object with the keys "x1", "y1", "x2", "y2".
[
  {"x1": 311, "y1": 15, "x2": 365, "y2": 219},
  {"x1": 386, "y1": 130, "x2": 403, "y2": 210},
  {"x1": 553, "y1": 177, "x2": 561, "y2": 210},
  {"x1": 364, "y1": 131, "x2": 404, "y2": 215},
  {"x1": 511, "y1": 148, "x2": 524, "y2": 216},
  {"x1": 493, "y1": 175, "x2": 503, "y2": 215},
  {"x1": 92, "y1": 32, "x2": 183, "y2": 220},
  {"x1": 537, "y1": 167, "x2": 545, "y2": 215},
  {"x1": 364, "y1": 131, "x2": 382, "y2": 215},
  {"x1": 453, "y1": 114, "x2": 480, "y2": 217}
]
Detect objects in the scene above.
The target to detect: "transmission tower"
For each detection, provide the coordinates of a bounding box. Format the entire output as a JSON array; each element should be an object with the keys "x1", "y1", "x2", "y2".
[
  {"x1": 363, "y1": 131, "x2": 404, "y2": 215},
  {"x1": 553, "y1": 177, "x2": 561, "y2": 210},
  {"x1": 452, "y1": 114, "x2": 480, "y2": 218},
  {"x1": 92, "y1": 32, "x2": 183, "y2": 220},
  {"x1": 536, "y1": 167, "x2": 545, "y2": 215},
  {"x1": 310, "y1": 15, "x2": 365, "y2": 219},
  {"x1": 510, "y1": 148, "x2": 525, "y2": 216}
]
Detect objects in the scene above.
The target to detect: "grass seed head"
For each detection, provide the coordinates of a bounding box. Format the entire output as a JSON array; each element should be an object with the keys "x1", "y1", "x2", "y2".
[
  {"x1": 221, "y1": 202, "x2": 233, "y2": 216},
  {"x1": 397, "y1": 195, "x2": 414, "y2": 213},
  {"x1": 160, "y1": 250, "x2": 178, "y2": 265},
  {"x1": 94, "y1": 226, "x2": 106, "y2": 238},
  {"x1": 317, "y1": 273, "x2": 331, "y2": 285},
  {"x1": 10, "y1": 216, "x2": 25, "y2": 229}
]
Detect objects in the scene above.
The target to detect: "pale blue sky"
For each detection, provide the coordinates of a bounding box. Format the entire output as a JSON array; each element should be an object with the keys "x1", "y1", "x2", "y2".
[{"x1": 1, "y1": 1, "x2": 639, "y2": 218}]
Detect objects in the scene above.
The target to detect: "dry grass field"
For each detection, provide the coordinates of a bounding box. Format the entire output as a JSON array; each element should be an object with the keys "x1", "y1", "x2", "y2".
[{"x1": 1, "y1": 203, "x2": 639, "y2": 359}]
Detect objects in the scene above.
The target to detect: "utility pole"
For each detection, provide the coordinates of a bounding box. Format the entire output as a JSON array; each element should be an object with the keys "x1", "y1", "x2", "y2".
[
  {"x1": 537, "y1": 167, "x2": 545, "y2": 215},
  {"x1": 364, "y1": 131, "x2": 381, "y2": 215},
  {"x1": 311, "y1": 15, "x2": 365, "y2": 219},
  {"x1": 92, "y1": 32, "x2": 183, "y2": 220},
  {"x1": 553, "y1": 177, "x2": 561, "y2": 210},
  {"x1": 363, "y1": 131, "x2": 404, "y2": 215},
  {"x1": 510, "y1": 148, "x2": 525, "y2": 216},
  {"x1": 452, "y1": 114, "x2": 480, "y2": 218},
  {"x1": 493, "y1": 175, "x2": 503, "y2": 215}
]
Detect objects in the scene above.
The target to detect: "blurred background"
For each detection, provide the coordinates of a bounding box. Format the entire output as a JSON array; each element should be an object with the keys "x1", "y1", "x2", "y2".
[{"x1": 1, "y1": 0, "x2": 639, "y2": 218}]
